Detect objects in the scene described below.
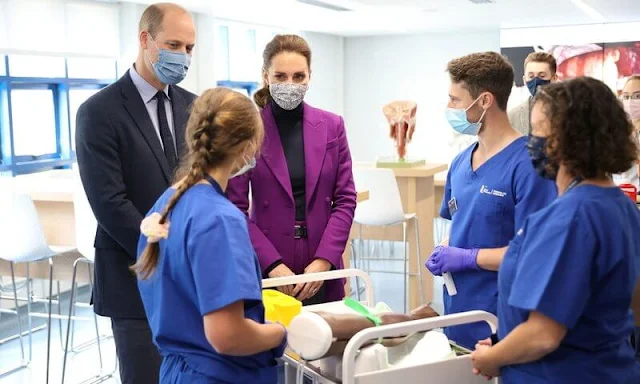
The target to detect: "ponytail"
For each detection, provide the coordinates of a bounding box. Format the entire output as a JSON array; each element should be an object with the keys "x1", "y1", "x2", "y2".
[{"x1": 254, "y1": 84, "x2": 271, "y2": 109}]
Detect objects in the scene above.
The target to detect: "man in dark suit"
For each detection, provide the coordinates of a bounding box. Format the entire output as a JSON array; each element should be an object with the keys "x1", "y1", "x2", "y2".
[{"x1": 75, "y1": 3, "x2": 196, "y2": 383}]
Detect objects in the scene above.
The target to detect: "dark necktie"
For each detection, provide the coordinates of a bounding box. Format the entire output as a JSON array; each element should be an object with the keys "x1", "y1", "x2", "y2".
[{"x1": 155, "y1": 91, "x2": 178, "y2": 172}]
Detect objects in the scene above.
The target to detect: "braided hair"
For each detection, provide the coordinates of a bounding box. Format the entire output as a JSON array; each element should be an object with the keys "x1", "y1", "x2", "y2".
[{"x1": 132, "y1": 87, "x2": 264, "y2": 279}]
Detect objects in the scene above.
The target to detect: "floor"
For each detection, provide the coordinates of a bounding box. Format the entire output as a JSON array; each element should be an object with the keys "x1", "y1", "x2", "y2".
[
  {"x1": 0, "y1": 239, "x2": 445, "y2": 384},
  {"x1": 0, "y1": 284, "x2": 119, "y2": 384}
]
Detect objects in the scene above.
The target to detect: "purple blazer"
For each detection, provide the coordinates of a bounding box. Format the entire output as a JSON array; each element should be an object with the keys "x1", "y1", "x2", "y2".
[{"x1": 226, "y1": 102, "x2": 357, "y2": 302}]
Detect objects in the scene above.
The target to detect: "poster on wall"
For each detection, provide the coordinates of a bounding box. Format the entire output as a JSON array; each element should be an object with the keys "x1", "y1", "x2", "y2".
[{"x1": 502, "y1": 41, "x2": 640, "y2": 108}]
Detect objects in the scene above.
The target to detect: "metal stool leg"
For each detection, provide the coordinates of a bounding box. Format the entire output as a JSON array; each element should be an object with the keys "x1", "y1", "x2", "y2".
[
  {"x1": 402, "y1": 221, "x2": 408, "y2": 313},
  {"x1": 26, "y1": 263, "x2": 33, "y2": 362},
  {"x1": 10, "y1": 263, "x2": 25, "y2": 362},
  {"x1": 62, "y1": 258, "x2": 115, "y2": 384},
  {"x1": 46, "y1": 258, "x2": 54, "y2": 384},
  {"x1": 0, "y1": 263, "x2": 28, "y2": 378},
  {"x1": 414, "y1": 216, "x2": 425, "y2": 306},
  {"x1": 56, "y1": 281, "x2": 65, "y2": 350},
  {"x1": 62, "y1": 258, "x2": 79, "y2": 384},
  {"x1": 350, "y1": 241, "x2": 362, "y2": 302},
  {"x1": 89, "y1": 261, "x2": 106, "y2": 374}
]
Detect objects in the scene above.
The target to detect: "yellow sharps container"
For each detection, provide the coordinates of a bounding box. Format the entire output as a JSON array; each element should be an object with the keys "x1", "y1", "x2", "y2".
[{"x1": 262, "y1": 289, "x2": 302, "y2": 327}]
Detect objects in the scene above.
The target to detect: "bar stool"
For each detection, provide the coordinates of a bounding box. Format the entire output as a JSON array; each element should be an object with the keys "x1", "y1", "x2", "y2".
[
  {"x1": 61, "y1": 167, "x2": 116, "y2": 384},
  {"x1": 0, "y1": 192, "x2": 74, "y2": 383},
  {"x1": 351, "y1": 167, "x2": 425, "y2": 313}
]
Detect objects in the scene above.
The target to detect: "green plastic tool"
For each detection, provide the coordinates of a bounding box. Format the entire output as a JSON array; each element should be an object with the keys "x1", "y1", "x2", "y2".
[{"x1": 344, "y1": 297, "x2": 382, "y2": 326}]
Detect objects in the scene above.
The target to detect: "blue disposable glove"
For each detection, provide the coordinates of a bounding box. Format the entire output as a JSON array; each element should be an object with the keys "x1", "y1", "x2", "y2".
[
  {"x1": 271, "y1": 323, "x2": 288, "y2": 358},
  {"x1": 425, "y1": 246, "x2": 480, "y2": 276}
]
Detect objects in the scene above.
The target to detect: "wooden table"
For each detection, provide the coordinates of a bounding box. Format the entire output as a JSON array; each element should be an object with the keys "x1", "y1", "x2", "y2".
[
  {"x1": 434, "y1": 171, "x2": 447, "y2": 218},
  {"x1": 0, "y1": 170, "x2": 372, "y2": 287},
  {"x1": 350, "y1": 163, "x2": 448, "y2": 310}
]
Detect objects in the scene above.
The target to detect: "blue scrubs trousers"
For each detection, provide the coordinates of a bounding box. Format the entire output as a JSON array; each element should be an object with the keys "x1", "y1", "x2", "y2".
[{"x1": 160, "y1": 354, "x2": 227, "y2": 384}]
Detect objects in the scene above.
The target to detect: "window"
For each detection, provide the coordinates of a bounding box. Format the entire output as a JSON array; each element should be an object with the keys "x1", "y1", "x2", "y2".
[
  {"x1": 0, "y1": 1, "x2": 7, "y2": 51},
  {"x1": 216, "y1": 22, "x2": 283, "y2": 99},
  {"x1": 5, "y1": 0, "x2": 66, "y2": 53},
  {"x1": 10, "y1": 88, "x2": 57, "y2": 157},
  {"x1": 65, "y1": 2, "x2": 119, "y2": 57},
  {"x1": 228, "y1": 25, "x2": 259, "y2": 82},
  {"x1": 0, "y1": 1, "x2": 118, "y2": 174},
  {"x1": 67, "y1": 58, "x2": 117, "y2": 80},
  {"x1": 68, "y1": 88, "x2": 101, "y2": 149},
  {"x1": 0, "y1": 55, "x2": 113, "y2": 175},
  {"x1": 215, "y1": 25, "x2": 230, "y2": 81},
  {"x1": 1, "y1": 0, "x2": 119, "y2": 57},
  {"x1": 8, "y1": 55, "x2": 66, "y2": 78}
]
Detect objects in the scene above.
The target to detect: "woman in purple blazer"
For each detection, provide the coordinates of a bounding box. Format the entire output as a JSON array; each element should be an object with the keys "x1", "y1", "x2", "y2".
[{"x1": 226, "y1": 35, "x2": 357, "y2": 304}]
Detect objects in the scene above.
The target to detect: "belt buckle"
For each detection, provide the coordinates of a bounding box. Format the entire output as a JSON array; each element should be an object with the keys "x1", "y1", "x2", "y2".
[{"x1": 294, "y1": 225, "x2": 306, "y2": 239}]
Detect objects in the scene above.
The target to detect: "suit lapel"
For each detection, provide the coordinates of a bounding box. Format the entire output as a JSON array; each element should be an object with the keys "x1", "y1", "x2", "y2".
[
  {"x1": 120, "y1": 71, "x2": 171, "y2": 182},
  {"x1": 303, "y1": 103, "x2": 327, "y2": 204},
  {"x1": 169, "y1": 86, "x2": 189, "y2": 160},
  {"x1": 261, "y1": 105, "x2": 294, "y2": 200}
]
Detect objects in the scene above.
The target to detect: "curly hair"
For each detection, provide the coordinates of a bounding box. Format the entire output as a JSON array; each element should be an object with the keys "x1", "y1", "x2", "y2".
[
  {"x1": 446, "y1": 52, "x2": 514, "y2": 111},
  {"x1": 533, "y1": 77, "x2": 637, "y2": 180}
]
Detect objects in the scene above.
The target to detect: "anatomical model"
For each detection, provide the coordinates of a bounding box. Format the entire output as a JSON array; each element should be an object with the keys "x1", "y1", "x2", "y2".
[
  {"x1": 287, "y1": 303, "x2": 439, "y2": 360},
  {"x1": 383, "y1": 100, "x2": 417, "y2": 160}
]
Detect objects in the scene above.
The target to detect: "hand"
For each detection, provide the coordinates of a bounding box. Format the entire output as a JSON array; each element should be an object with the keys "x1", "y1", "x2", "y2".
[
  {"x1": 140, "y1": 212, "x2": 169, "y2": 243},
  {"x1": 425, "y1": 246, "x2": 479, "y2": 276},
  {"x1": 270, "y1": 322, "x2": 288, "y2": 358},
  {"x1": 267, "y1": 264, "x2": 296, "y2": 297},
  {"x1": 471, "y1": 343, "x2": 500, "y2": 379},
  {"x1": 293, "y1": 259, "x2": 331, "y2": 301},
  {"x1": 440, "y1": 237, "x2": 449, "y2": 247}
]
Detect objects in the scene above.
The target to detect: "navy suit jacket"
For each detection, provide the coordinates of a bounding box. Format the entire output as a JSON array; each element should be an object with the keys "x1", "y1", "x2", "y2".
[{"x1": 75, "y1": 70, "x2": 196, "y2": 318}]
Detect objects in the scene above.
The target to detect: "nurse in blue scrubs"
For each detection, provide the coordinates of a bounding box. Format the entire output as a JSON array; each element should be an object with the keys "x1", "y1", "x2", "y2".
[
  {"x1": 426, "y1": 52, "x2": 557, "y2": 349},
  {"x1": 132, "y1": 88, "x2": 287, "y2": 383},
  {"x1": 471, "y1": 77, "x2": 640, "y2": 383}
]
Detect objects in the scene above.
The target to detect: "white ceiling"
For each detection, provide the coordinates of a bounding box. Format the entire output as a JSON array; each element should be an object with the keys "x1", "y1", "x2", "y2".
[{"x1": 118, "y1": 0, "x2": 640, "y2": 36}]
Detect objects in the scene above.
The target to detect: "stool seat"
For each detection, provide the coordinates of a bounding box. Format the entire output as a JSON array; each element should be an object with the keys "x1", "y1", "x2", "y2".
[{"x1": 351, "y1": 168, "x2": 425, "y2": 312}]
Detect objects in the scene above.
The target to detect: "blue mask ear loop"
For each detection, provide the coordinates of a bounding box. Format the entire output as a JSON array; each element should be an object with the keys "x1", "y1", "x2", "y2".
[
  {"x1": 143, "y1": 33, "x2": 160, "y2": 69},
  {"x1": 465, "y1": 94, "x2": 488, "y2": 126}
]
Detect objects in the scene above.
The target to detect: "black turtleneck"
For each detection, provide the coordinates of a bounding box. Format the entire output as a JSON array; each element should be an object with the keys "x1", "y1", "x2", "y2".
[{"x1": 272, "y1": 101, "x2": 306, "y2": 221}]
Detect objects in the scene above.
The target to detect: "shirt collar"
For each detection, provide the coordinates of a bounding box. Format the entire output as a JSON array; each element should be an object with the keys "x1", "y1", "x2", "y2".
[{"x1": 130, "y1": 64, "x2": 170, "y2": 104}]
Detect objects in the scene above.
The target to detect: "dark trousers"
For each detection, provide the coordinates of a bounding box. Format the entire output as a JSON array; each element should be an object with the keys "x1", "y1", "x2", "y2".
[
  {"x1": 633, "y1": 327, "x2": 640, "y2": 361},
  {"x1": 111, "y1": 317, "x2": 162, "y2": 384}
]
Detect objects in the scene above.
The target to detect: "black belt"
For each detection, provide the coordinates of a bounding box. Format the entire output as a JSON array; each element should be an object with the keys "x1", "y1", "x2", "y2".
[{"x1": 294, "y1": 225, "x2": 307, "y2": 239}]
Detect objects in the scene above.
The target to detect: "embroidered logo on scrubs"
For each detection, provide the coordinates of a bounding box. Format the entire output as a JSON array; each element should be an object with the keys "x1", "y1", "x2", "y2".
[{"x1": 480, "y1": 185, "x2": 506, "y2": 198}]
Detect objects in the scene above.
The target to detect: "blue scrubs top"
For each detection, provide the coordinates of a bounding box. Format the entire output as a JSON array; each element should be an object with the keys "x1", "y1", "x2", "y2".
[
  {"x1": 440, "y1": 137, "x2": 556, "y2": 349},
  {"x1": 498, "y1": 185, "x2": 640, "y2": 383},
  {"x1": 137, "y1": 179, "x2": 278, "y2": 384}
]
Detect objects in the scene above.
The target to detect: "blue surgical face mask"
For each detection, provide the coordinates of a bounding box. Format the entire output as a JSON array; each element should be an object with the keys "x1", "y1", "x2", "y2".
[
  {"x1": 526, "y1": 77, "x2": 551, "y2": 97},
  {"x1": 445, "y1": 95, "x2": 487, "y2": 136},
  {"x1": 145, "y1": 35, "x2": 190, "y2": 85},
  {"x1": 527, "y1": 134, "x2": 557, "y2": 180}
]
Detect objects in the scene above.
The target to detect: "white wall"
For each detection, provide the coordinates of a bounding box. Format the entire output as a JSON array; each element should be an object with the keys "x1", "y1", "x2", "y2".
[
  {"x1": 302, "y1": 32, "x2": 345, "y2": 116},
  {"x1": 343, "y1": 31, "x2": 501, "y2": 164}
]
